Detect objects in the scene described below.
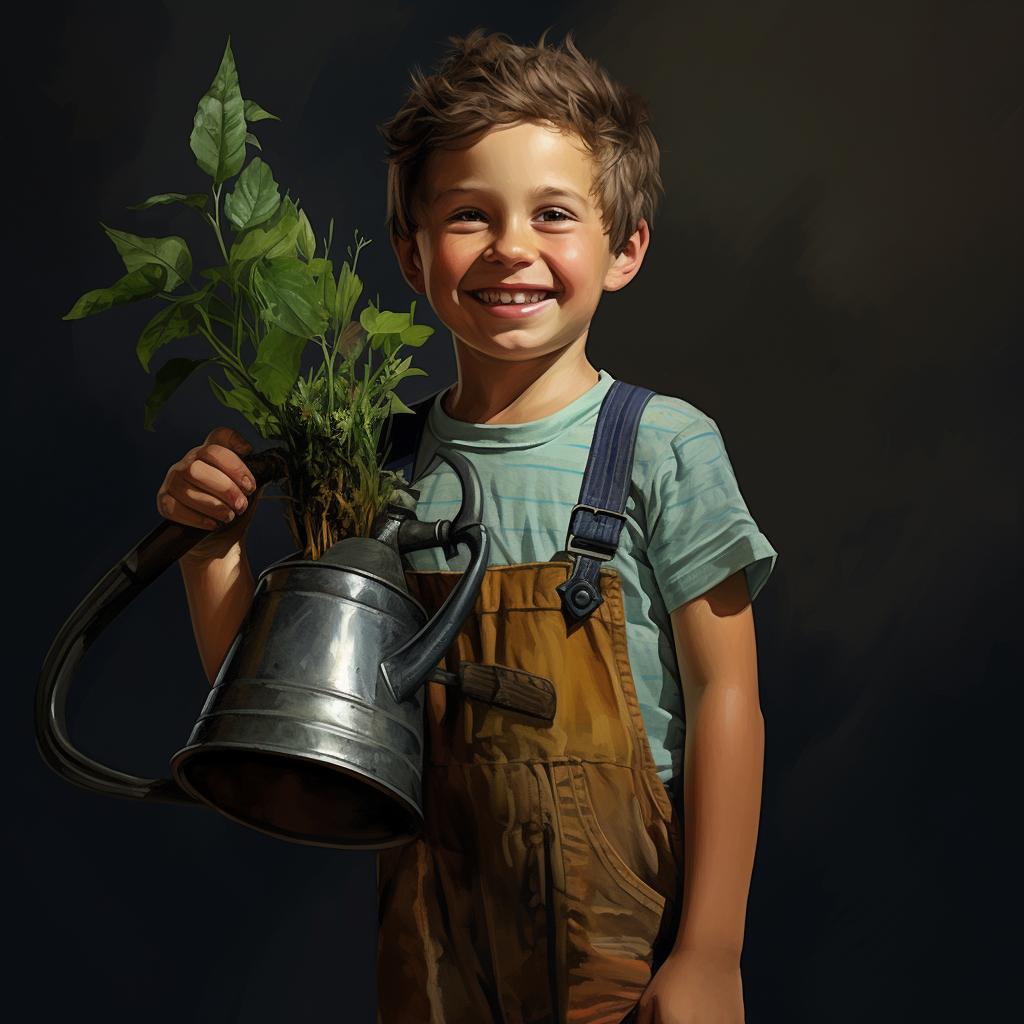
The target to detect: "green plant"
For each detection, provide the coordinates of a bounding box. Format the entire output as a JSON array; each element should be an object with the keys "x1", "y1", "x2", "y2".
[{"x1": 64, "y1": 37, "x2": 432, "y2": 558}]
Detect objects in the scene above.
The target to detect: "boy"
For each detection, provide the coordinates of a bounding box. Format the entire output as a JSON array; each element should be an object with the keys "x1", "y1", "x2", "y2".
[{"x1": 158, "y1": 29, "x2": 776, "y2": 1024}]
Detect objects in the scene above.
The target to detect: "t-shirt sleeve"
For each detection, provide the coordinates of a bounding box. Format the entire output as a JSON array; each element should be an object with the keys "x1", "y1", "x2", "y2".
[{"x1": 645, "y1": 414, "x2": 777, "y2": 612}]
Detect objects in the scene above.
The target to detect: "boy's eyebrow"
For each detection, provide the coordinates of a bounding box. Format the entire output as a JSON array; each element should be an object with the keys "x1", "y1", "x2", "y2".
[{"x1": 432, "y1": 184, "x2": 591, "y2": 207}]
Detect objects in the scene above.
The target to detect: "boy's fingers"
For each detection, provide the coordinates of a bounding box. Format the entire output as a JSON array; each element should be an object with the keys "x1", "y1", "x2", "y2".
[
  {"x1": 182, "y1": 458, "x2": 251, "y2": 515},
  {"x1": 156, "y1": 490, "x2": 225, "y2": 530},
  {"x1": 194, "y1": 443, "x2": 257, "y2": 496},
  {"x1": 156, "y1": 428, "x2": 257, "y2": 527},
  {"x1": 164, "y1": 471, "x2": 238, "y2": 522}
]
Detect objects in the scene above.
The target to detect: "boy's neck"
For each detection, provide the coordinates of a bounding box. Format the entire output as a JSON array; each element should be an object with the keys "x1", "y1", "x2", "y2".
[{"x1": 442, "y1": 337, "x2": 601, "y2": 425}]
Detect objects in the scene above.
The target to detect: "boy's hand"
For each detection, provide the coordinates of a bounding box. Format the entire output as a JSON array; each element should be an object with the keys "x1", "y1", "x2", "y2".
[
  {"x1": 636, "y1": 949, "x2": 745, "y2": 1024},
  {"x1": 156, "y1": 427, "x2": 259, "y2": 562}
]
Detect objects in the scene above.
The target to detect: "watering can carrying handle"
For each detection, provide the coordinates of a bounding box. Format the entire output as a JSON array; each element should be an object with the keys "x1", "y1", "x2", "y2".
[
  {"x1": 381, "y1": 447, "x2": 491, "y2": 705},
  {"x1": 34, "y1": 450, "x2": 290, "y2": 805}
]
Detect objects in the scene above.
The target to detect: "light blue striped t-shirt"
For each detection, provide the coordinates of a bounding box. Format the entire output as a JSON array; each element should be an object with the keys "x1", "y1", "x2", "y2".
[{"x1": 402, "y1": 369, "x2": 777, "y2": 781}]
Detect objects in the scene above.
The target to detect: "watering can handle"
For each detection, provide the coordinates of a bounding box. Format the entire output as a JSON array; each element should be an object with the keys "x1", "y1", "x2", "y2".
[
  {"x1": 35, "y1": 450, "x2": 289, "y2": 804},
  {"x1": 380, "y1": 447, "x2": 491, "y2": 704},
  {"x1": 380, "y1": 520, "x2": 490, "y2": 704}
]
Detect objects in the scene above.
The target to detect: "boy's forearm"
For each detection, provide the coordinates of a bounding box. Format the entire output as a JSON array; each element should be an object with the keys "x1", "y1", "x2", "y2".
[
  {"x1": 672, "y1": 677, "x2": 764, "y2": 960},
  {"x1": 180, "y1": 544, "x2": 256, "y2": 685}
]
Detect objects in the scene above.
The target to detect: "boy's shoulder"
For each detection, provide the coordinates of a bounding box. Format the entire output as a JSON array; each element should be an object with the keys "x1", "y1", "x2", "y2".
[{"x1": 631, "y1": 386, "x2": 723, "y2": 467}]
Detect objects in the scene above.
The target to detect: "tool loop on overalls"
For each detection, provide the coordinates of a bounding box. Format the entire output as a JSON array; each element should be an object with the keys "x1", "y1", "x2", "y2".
[
  {"x1": 556, "y1": 380, "x2": 656, "y2": 624},
  {"x1": 428, "y1": 662, "x2": 557, "y2": 720}
]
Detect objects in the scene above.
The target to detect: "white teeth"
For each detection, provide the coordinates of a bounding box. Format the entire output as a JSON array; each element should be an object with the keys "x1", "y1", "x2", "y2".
[{"x1": 473, "y1": 289, "x2": 550, "y2": 305}]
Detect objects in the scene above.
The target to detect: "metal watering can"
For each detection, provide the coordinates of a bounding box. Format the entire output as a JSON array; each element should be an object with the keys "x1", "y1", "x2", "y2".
[{"x1": 36, "y1": 445, "x2": 489, "y2": 849}]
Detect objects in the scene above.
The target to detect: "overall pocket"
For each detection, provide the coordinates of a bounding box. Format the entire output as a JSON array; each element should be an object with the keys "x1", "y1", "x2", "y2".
[{"x1": 566, "y1": 762, "x2": 668, "y2": 914}]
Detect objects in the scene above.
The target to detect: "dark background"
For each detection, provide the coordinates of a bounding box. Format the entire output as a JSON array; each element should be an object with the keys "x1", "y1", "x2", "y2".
[{"x1": 13, "y1": 1, "x2": 1021, "y2": 1021}]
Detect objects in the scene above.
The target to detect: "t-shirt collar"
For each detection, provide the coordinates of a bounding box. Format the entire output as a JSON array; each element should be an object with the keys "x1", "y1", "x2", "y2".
[{"x1": 427, "y1": 369, "x2": 616, "y2": 450}]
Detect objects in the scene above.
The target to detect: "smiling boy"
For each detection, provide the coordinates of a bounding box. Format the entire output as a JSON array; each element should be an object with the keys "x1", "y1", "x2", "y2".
[
  {"x1": 158, "y1": 28, "x2": 776, "y2": 1024},
  {"x1": 373, "y1": 29, "x2": 777, "y2": 1024}
]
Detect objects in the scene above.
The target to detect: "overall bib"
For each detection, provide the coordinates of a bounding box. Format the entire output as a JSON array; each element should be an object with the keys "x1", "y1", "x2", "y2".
[{"x1": 377, "y1": 383, "x2": 684, "y2": 1023}]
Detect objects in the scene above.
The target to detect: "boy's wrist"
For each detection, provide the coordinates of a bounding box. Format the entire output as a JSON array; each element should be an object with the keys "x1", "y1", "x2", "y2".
[
  {"x1": 666, "y1": 943, "x2": 743, "y2": 972},
  {"x1": 179, "y1": 536, "x2": 248, "y2": 572}
]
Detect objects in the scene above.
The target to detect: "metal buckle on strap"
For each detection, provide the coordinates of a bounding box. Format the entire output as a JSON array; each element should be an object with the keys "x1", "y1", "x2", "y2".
[{"x1": 564, "y1": 503, "x2": 627, "y2": 562}]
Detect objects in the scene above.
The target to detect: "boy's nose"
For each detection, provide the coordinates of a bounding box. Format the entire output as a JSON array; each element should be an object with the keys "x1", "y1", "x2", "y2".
[{"x1": 485, "y1": 219, "x2": 536, "y2": 266}]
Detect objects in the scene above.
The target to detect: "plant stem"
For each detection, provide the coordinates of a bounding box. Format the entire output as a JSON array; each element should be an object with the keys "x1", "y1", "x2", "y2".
[
  {"x1": 319, "y1": 337, "x2": 335, "y2": 416},
  {"x1": 208, "y1": 184, "x2": 230, "y2": 264}
]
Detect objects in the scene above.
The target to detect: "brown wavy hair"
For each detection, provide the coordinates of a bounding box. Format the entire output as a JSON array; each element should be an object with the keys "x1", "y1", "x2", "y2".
[{"x1": 378, "y1": 28, "x2": 663, "y2": 256}]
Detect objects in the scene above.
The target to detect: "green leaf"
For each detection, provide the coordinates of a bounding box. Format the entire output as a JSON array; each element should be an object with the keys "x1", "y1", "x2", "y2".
[
  {"x1": 372, "y1": 311, "x2": 411, "y2": 334},
  {"x1": 319, "y1": 262, "x2": 337, "y2": 324},
  {"x1": 229, "y1": 213, "x2": 300, "y2": 264},
  {"x1": 63, "y1": 264, "x2": 167, "y2": 320},
  {"x1": 265, "y1": 194, "x2": 298, "y2": 231},
  {"x1": 223, "y1": 366, "x2": 248, "y2": 391},
  {"x1": 245, "y1": 132, "x2": 261, "y2": 150},
  {"x1": 400, "y1": 324, "x2": 433, "y2": 347},
  {"x1": 224, "y1": 157, "x2": 280, "y2": 231},
  {"x1": 388, "y1": 392, "x2": 416, "y2": 416},
  {"x1": 307, "y1": 257, "x2": 328, "y2": 276},
  {"x1": 253, "y1": 256, "x2": 329, "y2": 337},
  {"x1": 101, "y1": 223, "x2": 192, "y2": 292},
  {"x1": 371, "y1": 331, "x2": 402, "y2": 353},
  {"x1": 144, "y1": 357, "x2": 211, "y2": 431},
  {"x1": 190, "y1": 38, "x2": 247, "y2": 184},
  {"x1": 252, "y1": 409, "x2": 282, "y2": 439},
  {"x1": 136, "y1": 284, "x2": 213, "y2": 371},
  {"x1": 384, "y1": 356, "x2": 428, "y2": 387},
  {"x1": 358, "y1": 303, "x2": 379, "y2": 335},
  {"x1": 297, "y1": 209, "x2": 316, "y2": 260},
  {"x1": 244, "y1": 99, "x2": 279, "y2": 123},
  {"x1": 199, "y1": 265, "x2": 233, "y2": 288},
  {"x1": 248, "y1": 325, "x2": 307, "y2": 404},
  {"x1": 208, "y1": 291, "x2": 237, "y2": 325},
  {"x1": 335, "y1": 263, "x2": 362, "y2": 326},
  {"x1": 127, "y1": 192, "x2": 208, "y2": 212},
  {"x1": 209, "y1": 377, "x2": 260, "y2": 419}
]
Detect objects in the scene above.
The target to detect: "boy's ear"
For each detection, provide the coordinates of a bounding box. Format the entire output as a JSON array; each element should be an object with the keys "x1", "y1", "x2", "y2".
[
  {"x1": 392, "y1": 230, "x2": 426, "y2": 294},
  {"x1": 603, "y1": 218, "x2": 650, "y2": 292}
]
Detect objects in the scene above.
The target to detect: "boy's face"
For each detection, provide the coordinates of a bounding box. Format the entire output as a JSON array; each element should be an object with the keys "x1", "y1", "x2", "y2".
[{"x1": 393, "y1": 120, "x2": 648, "y2": 367}]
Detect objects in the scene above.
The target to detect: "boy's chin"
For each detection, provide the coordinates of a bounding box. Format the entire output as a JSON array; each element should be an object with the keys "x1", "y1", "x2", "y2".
[{"x1": 450, "y1": 333, "x2": 588, "y2": 362}]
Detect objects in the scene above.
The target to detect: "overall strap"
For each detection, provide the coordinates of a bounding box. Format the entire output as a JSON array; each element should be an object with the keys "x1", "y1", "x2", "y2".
[
  {"x1": 381, "y1": 386, "x2": 449, "y2": 483},
  {"x1": 556, "y1": 380, "x2": 656, "y2": 623}
]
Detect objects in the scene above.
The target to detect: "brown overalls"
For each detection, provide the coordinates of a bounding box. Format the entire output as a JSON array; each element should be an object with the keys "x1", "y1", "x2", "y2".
[
  {"x1": 377, "y1": 382, "x2": 683, "y2": 1023},
  {"x1": 377, "y1": 559, "x2": 684, "y2": 1022}
]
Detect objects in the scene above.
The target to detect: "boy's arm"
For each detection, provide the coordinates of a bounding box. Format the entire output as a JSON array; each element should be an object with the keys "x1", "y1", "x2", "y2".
[
  {"x1": 180, "y1": 543, "x2": 256, "y2": 685},
  {"x1": 157, "y1": 427, "x2": 259, "y2": 686},
  {"x1": 639, "y1": 568, "x2": 763, "y2": 1023}
]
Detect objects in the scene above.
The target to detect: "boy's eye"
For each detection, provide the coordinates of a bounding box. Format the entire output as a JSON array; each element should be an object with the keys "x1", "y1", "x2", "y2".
[{"x1": 448, "y1": 208, "x2": 573, "y2": 223}]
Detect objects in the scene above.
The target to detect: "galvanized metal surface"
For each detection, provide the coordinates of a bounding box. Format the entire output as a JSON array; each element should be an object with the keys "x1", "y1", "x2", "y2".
[{"x1": 37, "y1": 447, "x2": 489, "y2": 850}]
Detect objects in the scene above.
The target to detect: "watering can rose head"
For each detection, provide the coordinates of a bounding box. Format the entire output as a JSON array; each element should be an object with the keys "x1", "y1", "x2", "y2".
[{"x1": 62, "y1": 36, "x2": 433, "y2": 558}]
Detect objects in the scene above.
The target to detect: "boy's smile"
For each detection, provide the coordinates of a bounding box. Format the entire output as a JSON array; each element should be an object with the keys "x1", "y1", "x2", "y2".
[{"x1": 394, "y1": 121, "x2": 648, "y2": 369}]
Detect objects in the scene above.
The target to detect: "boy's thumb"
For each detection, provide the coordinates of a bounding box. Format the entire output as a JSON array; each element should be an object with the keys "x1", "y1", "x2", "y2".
[
  {"x1": 204, "y1": 426, "x2": 253, "y2": 454},
  {"x1": 229, "y1": 430, "x2": 253, "y2": 455}
]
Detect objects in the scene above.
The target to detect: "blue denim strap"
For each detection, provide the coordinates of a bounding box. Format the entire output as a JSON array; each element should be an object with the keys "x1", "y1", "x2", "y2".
[
  {"x1": 381, "y1": 387, "x2": 448, "y2": 480},
  {"x1": 555, "y1": 380, "x2": 656, "y2": 623}
]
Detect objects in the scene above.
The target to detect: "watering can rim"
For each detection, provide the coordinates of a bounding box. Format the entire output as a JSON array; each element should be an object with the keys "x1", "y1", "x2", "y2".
[{"x1": 255, "y1": 554, "x2": 430, "y2": 622}]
